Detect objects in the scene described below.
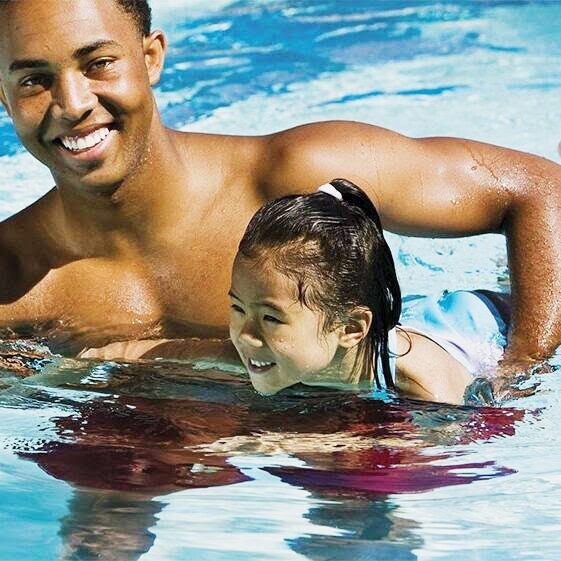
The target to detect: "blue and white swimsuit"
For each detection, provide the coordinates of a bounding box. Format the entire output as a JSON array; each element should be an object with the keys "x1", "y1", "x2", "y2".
[{"x1": 381, "y1": 290, "x2": 509, "y2": 388}]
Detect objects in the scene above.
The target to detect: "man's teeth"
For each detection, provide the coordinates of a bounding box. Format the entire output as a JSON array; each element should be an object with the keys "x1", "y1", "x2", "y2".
[
  {"x1": 60, "y1": 127, "x2": 110, "y2": 152},
  {"x1": 249, "y1": 359, "x2": 274, "y2": 368}
]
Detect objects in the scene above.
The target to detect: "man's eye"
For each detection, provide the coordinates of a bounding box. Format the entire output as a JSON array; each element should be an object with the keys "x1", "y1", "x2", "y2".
[
  {"x1": 263, "y1": 314, "x2": 283, "y2": 324},
  {"x1": 20, "y1": 75, "x2": 50, "y2": 89},
  {"x1": 88, "y1": 59, "x2": 114, "y2": 73}
]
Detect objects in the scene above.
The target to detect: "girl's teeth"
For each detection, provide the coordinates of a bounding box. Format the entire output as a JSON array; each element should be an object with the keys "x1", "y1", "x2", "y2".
[
  {"x1": 250, "y1": 359, "x2": 274, "y2": 368},
  {"x1": 60, "y1": 127, "x2": 110, "y2": 152}
]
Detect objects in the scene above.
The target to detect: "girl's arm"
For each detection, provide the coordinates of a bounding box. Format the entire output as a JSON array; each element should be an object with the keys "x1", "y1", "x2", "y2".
[
  {"x1": 394, "y1": 330, "x2": 472, "y2": 405},
  {"x1": 78, "y1": 338, "x2": 241, "y2": 364}
]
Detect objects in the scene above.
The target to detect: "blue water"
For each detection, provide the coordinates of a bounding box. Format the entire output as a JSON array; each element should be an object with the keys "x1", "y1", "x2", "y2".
[{"x1": 1, "y1": 1, "x2": 561, "y2": 560}]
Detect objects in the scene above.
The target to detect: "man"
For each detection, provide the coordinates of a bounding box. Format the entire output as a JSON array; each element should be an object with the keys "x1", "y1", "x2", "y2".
[{"x1": 0, "y1": 0, "x2": 560, "y2": 375}]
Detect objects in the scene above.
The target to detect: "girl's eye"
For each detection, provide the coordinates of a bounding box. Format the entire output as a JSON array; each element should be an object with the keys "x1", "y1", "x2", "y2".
[
  {"x1": 263, "y1": 314, "x2": 283, "y2": 325},
  {"x1": 230, "y1": 303, "x2": 244, "y2": 314}
]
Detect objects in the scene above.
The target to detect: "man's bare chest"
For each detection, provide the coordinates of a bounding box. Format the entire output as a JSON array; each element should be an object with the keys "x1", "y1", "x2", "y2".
[{"x1": 2, "y1": 240, "x2": 237, "y2": 344}]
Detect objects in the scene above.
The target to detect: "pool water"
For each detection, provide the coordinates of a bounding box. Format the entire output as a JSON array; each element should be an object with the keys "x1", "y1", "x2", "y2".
[{"x1": 1, "y1": 1, "x2": 561, "y2": 560}]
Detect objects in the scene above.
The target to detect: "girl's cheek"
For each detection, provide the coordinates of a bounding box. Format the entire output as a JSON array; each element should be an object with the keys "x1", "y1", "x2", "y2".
[{"x1": 271, "y1": 336, "x2": 288, "y2": 352}]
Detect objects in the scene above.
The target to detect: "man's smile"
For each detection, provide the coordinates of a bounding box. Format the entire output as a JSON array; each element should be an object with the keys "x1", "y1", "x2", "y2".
[
  {"x1": 58, "y1": 126, "x2": 111, "y2": 152},
  {"x1": 52, "y1": 124, "x2": 118, "y2": 162}
]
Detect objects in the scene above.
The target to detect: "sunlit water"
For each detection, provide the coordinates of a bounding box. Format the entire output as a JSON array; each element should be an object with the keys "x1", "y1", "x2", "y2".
[{"x1": 1, "y1": 1, "x2": 561, "y2": 560}]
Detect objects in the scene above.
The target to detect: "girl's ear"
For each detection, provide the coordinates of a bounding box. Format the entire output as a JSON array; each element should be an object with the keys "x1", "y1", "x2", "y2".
[
  {"x1": 338, "y1": 307, "x2": 372, "y2": 348},
  {"x1": 143, "y1": 30, "x2": 167, "y2": 86}
]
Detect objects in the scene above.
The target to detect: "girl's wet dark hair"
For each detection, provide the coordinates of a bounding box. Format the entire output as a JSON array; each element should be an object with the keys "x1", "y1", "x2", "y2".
[{"x1": 238, "y1": 178, "x2": 402, "y2": 389}]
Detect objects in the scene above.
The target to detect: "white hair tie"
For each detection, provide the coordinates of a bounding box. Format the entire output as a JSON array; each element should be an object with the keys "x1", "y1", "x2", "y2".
[{"x1": 317, "y1": 182, "x2": 343, "y2": 200}]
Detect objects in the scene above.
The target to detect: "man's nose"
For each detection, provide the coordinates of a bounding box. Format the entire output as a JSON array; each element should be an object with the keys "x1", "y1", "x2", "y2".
[{"x1": 51, "y1": 73, "x2": 97, "y2": 122}]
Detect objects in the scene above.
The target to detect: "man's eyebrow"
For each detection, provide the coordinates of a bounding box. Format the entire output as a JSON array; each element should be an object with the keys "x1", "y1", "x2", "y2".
[
  {"x1": 73, "y1": 39, "x2": 121, "y2": 60},
  {"x1": 8, "y1": 40, "x2": 121, "y2": 73},
  {"x1": 9, "y1": 59, "x2": 49, "y2": 73}
]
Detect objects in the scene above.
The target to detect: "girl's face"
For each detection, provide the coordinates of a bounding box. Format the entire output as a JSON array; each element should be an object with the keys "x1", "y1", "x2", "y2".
[{"x1": 229, "y1": 255, "x2": 343, "y2": 395}]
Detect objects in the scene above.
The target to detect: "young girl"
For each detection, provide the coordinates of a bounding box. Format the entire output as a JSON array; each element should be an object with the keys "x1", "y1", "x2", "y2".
[
  {"x1": 227, "y1": 178, "x2": 509, "y2": 404},
  {"x1": 80, "y1": 178, "x2": 509, "y2": 404}
]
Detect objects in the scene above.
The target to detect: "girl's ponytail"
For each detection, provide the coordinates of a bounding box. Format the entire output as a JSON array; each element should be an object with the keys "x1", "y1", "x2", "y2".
[{"x1": 325, "y1": 179, "x2": 401, "y2": 389}]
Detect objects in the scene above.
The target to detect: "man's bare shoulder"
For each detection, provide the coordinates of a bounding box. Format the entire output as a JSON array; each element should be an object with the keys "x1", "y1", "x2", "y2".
[
  {"x1": 171, "y1": 128, "x2": 264, "y2": 163},
  {"x1": 170, "y1": 128, "x2": 272, "y2": 198},
  {"x1": 252, "y1": 120, "x2": 412, "y2": 200},
  {"x1": 0, "y1": 188, "x2": 57, "y2": 290},
  {"x1": 169, "y1": 122, "x2": 409, "y2": 205},
  {"x1": 0, "y1": 188, "x2": 57, "y2": 246}
]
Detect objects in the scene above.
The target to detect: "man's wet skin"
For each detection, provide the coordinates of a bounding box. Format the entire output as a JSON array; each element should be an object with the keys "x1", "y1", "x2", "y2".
[{"x1": 0, "y1": 0, "x2": 560, "y2": 360}]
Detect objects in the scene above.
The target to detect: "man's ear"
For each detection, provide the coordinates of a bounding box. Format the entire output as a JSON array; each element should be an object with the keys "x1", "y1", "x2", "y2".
[
  {"x1": 143, "y1": 30, "x2": 167, "y2": 86},
  {"x1": 338, "y1": 307, "x2": 373, "y2": 349},
  {"x1": 0, "y1": 83, "x2": 12, "y2": 117}
]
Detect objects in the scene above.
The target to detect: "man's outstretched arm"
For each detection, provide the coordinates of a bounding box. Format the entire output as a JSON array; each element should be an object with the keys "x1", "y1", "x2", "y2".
[{"x1": 261, "y1": 120, "x2": 561, "y2": 363}]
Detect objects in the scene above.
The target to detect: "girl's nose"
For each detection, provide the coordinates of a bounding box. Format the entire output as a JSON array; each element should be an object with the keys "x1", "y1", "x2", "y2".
[{"x1": 239, "y1": 321, "x2": 264, "y2": 348}]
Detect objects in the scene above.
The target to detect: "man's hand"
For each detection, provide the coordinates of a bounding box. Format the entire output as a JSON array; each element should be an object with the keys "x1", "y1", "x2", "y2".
[
  {"x1": 464, "y1": 360, "x2": 554, "y2": 406},
  {"x1": 78, "y1": 339, "x2": 171, "y2": 361},
  {"x1": 464, "y1": 377, "x2": 496, "y2": 406}
]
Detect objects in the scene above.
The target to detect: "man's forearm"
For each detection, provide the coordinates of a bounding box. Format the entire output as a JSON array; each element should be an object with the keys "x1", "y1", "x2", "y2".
[{"x1": 503, "y1": 171, "x2": 561, "y2": 362}]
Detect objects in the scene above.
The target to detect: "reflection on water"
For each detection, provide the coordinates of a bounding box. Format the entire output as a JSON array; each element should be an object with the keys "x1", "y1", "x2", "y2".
[
  {"x1": 289, "y1": 494, "x2": 422, "y2": 561},
  {"x1": 0, "y1": 343, "x2": 524, "y2": 560},
  {"x1": 59, "y1": 491, "x2": 165, "y2": 561}
]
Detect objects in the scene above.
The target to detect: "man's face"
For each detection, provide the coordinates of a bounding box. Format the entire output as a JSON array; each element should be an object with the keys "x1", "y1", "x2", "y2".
[{"x1": 0, "y1": 0, "x2": 164, "y2": 194}]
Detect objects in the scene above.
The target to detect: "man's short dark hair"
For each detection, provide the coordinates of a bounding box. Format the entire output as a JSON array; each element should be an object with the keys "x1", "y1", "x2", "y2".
[
  {"x1": 0, "y1": 0, "x2": 152, "y2": 38},
  {"x1": 115, "y1": 0, "x2": 152, "y2": 37}
]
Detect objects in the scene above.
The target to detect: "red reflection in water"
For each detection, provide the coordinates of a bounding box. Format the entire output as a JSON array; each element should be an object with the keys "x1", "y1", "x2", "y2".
[{"x1": 18, "y1": 389, "x2": 524, "y2": 495}]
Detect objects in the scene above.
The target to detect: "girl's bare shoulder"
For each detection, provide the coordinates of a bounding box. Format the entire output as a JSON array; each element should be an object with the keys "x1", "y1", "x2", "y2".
[{"x1": 394, "y1": 328, "x2": 471, "y2": 404}]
